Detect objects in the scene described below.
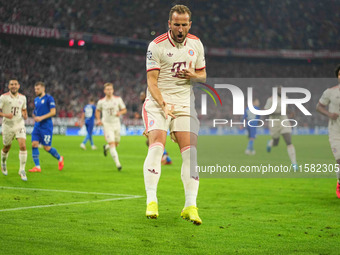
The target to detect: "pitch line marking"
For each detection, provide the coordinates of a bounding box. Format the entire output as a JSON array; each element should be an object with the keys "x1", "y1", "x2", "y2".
[
  {"x1": 0, "y1": 186, "x2": 143, "y2": 212},
  {"x1": 0, "y1": 186, "x2": 137, "y2": 197}
]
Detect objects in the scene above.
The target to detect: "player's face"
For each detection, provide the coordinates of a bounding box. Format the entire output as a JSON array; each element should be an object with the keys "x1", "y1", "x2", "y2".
[
  {"x1": 8, "y1": 80, "x2": 20, "y2": 95},
  {"x1": 104, "y1": 86, "x2": 114, "y2": 97},
  {"x1": 34, "y1": 85, "x2": 45, "y2": 97},
  {"x1": 168, "y1": 12, "x2": 191, "y2": 43}
]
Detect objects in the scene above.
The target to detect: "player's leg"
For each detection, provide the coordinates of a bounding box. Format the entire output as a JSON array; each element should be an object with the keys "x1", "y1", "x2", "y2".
[
  {"x1": 17, "y1": 137, "x2": 27, "y2": 181},
  {"x1": 103, "y1": 125, "x2": 121, "y2": 170},
  {"x1": 174, "y1": 131, "x2": 201, "y2": 225},
  {"x1": 282, "y1": 132, "x2": 297, "y2": 170},
  {"x1": 335, "y1": 159, "x2": 340, "y2": 198},
  {"x1": 81, "y1": 124, "x2": 89, "y2": 149},
  {"x1": 1, "y1": 127, "x2": 14, "y2": 175},
  {"x1": 246, "y1": 127, "x2": 256, "y2": 155},
  {"x1": 144, "y1": 129, "x2": 166, "y2": 218},
  {"x1": 88, "y1": 124, "x2": 96, "y2": 149},
  {"x1": 329, "y1": 139, "x2": 340, "y2": 198},
  {"x1": 161, "y1": 148, "x2": 172, "y2": 165},
  {"x1": 42, "y1": 130, "x2": 64, "y2": 171}
]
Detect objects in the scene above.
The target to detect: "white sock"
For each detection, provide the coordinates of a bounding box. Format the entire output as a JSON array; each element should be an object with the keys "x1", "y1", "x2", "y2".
[
  {"x1": 105, "y1": 144, "x2": 110, "y2": 150},
  {"x1": 287, "y1": 144, "x2": 297, "y2": 164},
  {"x1": 19, "y1": 150, "x2": 27, "y2": 171},
  {"x1": 109, "y1": 146, "x2": 121, "y2": 167},
  {"x1": 144, "y1": 142, "x2": 164, "y2": 204},
  {"x1": 181, "y1": 146, "x2": 199, "y2": 208},
  {"x1": 1, "y1": 150, "x2": 8, "y2": 167}
]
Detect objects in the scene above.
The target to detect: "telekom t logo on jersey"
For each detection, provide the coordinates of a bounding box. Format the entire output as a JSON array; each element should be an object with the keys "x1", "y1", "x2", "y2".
[
  {"x1": 201, "y1": 84, "x2": 312, "y2": 116},
  {"x1": 171, "y1": 62, "x2": 186, "y2": 77}
]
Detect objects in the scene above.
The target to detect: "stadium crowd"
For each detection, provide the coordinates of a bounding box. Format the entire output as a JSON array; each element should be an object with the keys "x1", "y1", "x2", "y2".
[
  {"x1": 0, "y1": 36, "x2": 337, "y2": 127},
  {"x1": 1, "y1": 0, "x2": 339, "y2": 49}
]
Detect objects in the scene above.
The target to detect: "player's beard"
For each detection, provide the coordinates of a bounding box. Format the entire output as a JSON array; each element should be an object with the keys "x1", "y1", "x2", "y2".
[{"x1": 10, "y1": 88, "x2": 18, "y2": 96}]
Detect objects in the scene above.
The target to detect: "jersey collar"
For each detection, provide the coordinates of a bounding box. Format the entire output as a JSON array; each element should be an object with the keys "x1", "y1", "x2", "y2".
[{"x1": 167, "y1": 30, "x2": 187, "y2": 47}]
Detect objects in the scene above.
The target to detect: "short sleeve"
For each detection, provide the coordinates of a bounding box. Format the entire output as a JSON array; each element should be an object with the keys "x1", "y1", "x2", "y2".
[
  {"x1": 49, "y1": 96, "x2": 56, "y2": 109},
  {"x1": 97, "y1": 100, "x2": 102, "y2": 111},
  {"x1": 319, "y1": 89, "x2": 330, "y2": 106},
  {"x1": 119, "y1": 97, "x2": 126, "y2": 110},
  {"x1": 22, "y1": 96, "x2": 27, "y2": 110},
  {"x1": 146, "y1": 42, "x2": 161, "y2": 72},
  {"x1": 195, "y1": 40, "x2": 206, "y2": 70}
]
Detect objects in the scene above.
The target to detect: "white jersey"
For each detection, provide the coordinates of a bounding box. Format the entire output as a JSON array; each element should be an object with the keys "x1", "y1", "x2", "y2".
[
  {"x1": 146, "y1": 31, "x2": 206, "y2": 106},
  {"x1": 264, "y1": 95, "x2": 288, "y2": 120},
  {"x1": 0, "y1": 92, "x2": 27, "y2": 127},
  {"x1": 319, "y1": 85, "x2": 340, "y2": 137},
  {"x1": 97, "y1": 96, "x2": 126, "y2": 125}
]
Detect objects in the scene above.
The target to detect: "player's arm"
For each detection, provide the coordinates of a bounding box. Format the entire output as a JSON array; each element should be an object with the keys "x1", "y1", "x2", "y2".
[
  {"x1": 316, "y1": 102, "x2": 339, "y2": 120},
  {"x1": 34, "y1": 108, "x2": 56, "y2": 122},
  {"x1": 80, "y1": 112, "x2": 85, "y2": 126},
  {"x1": 95, "y1": 109, "x2": 102, "y2": 125},
  {"x1": 22, "y1": 109, "x2": 28, "y2": 120},
  {"x1": 116, "y1": 108, "x2": 127, "y2": 116},
  {"x1": 147, "y1": 69, "x2": 175, "y2": 119},
  {"x1": 0, "y1": 109, "x2": 13, "y2": 119}
]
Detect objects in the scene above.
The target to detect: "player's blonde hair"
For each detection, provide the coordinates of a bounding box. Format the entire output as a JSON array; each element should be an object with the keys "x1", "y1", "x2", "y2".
[
  {"x1": 35, "y1": 81, "x2": 45, "y2": 87},
  {"x1": 104, "y1": 82, "x2": 114, "y2": 89},
  {"x1": 169, "y1": 5, "x2": 191, "y2": 21}
]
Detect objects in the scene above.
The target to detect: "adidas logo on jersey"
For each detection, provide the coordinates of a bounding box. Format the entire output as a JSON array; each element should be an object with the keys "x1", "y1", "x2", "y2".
[{"x1": 167, "y1": 52, "x2": 173, "y2": 57}]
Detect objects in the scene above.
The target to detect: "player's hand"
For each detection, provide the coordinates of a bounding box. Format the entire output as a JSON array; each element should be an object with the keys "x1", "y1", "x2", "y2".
[
  {"x1": 5, "y1": 113, "x2": 13, "y2": 119},
  {"x1": 161, "y1": 102, "x2": 176, "y2": 119},
  {"x1": 96, "y1": 120, "x2": 103, "y2": 126},
  {"x1": 116, "y1": 112, "x2": 121, "y2": 117},
  {"x1": 34, "y1": 116, "x2": 43, "y2": 122},
  {"x1": 176, "y1": 61, "x2": 196, "y2": 80},
  {"x1": 329, "y1": 112, "x2": 339, "y2": 120}
]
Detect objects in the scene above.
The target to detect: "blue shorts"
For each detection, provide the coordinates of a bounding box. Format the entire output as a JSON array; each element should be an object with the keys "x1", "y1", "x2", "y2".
[
  {"x1": 32, "y1": 127, "x2": 53, "y2": 146},
  {"x1": 85, "y1": 122, "x2": 94, "y2": 136},
  {"x1": 247, "y1": 126, "x2": 257, "y2": 139}
]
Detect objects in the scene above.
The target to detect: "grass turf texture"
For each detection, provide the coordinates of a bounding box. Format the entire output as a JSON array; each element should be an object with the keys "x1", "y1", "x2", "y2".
[{"x1": 0, "y1": 135, "x2": 339, "y2": 254}]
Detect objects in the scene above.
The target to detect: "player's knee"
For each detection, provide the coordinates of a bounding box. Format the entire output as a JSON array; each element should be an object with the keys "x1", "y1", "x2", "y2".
[
  {"x1": 2, "y1": 145, "x2": 11, "y2": 153},
  {"x1": 19, "y1": 145, "x2": 26, "y2": 151},
  {"x1": 43, "y1": 146, "x2": 51, "y2": 152},
  {"x1": 32, "y1": 141, "x2": 39, "y2": 147}
]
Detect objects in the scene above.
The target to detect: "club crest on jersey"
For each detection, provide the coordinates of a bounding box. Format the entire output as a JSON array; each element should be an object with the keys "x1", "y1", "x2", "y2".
[
  {"x1": 188, "y1": 49, "x2": 194, "y2": 56},
  {"x1": 149, "y1": 120, "x2": 155, "y2": 127},
  {"x1": 41, "y1": 99, "x2": 45, "y2": 104}
]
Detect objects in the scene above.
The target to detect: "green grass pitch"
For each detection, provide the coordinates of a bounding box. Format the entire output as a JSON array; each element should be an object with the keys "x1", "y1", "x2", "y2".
[{"x1": 0, "y1": 135, "x2": 339, "y2": 254}]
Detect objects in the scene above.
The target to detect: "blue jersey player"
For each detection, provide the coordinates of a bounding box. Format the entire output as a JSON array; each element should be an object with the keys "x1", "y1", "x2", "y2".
[
  {"x1": 29, "y1": 82, "x2": 64, "y2": 172},
  {"x1": 80, "y1": 98, "x2": 97, "y2": 150},
  {"x1": 243, "y1": 99, "x2": 260, "y2": 155}
]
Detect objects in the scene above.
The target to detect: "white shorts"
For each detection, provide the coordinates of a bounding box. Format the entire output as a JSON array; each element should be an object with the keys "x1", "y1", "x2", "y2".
[
  {"x1": 268, "y1": 117, "x2": 292, "y2": 139},
  {"x1": 103, "y1": 123, "x2": 121, "y2": 143},
  {"x1": 142, "y1": 99, "x2": 199, "y2": 143},
  {"x1": 2, "y1": 124, "x2": 26, "y2": 146}
]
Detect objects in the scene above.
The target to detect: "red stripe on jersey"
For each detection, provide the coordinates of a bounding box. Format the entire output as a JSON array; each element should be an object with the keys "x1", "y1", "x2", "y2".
[
  {"x1": 147, "y1": 68, "x2": 160, "y2": 72},
  {"x1": 155, "y1": 37, "x2": 167, "y2": 44},
  {"x1": 195, "y1": 66, "x2": 206, "y2": 71},
  {"x1": 153, "y1": 33, "x2": 167, "y2": 43},
  {"x1": 142, "y1": 99, "x2": 149, "y2": 134},
  {"x1": 187, "y1": 33, "x2": 199, "y2": 40}
]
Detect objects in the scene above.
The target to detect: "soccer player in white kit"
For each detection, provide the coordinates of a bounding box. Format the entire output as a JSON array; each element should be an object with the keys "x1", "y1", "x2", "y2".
[
  {"x1": 264, "y1": 86, "x2": 298, "y2": 170},
  {"x1": 0, "y1": 79, "x2": 28, "y2": 181},
  {"x1": 143, "y1": 5, "x2": 206, "y2": 225},
  {"x1": 96, "y1": 83, "x2": 127, "y2": 171},
  {"x1": 316, "y1": 65, "x2": 340, "y2": 198}
]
